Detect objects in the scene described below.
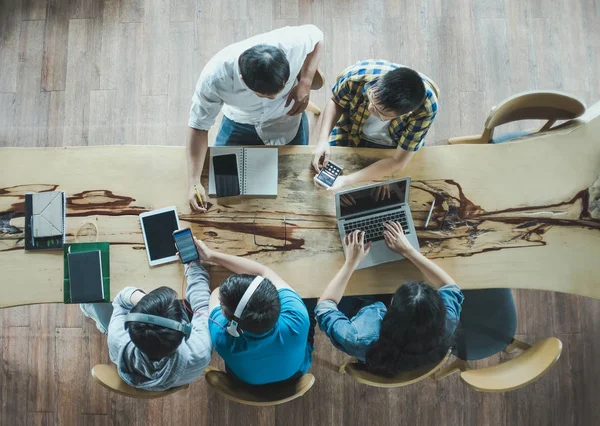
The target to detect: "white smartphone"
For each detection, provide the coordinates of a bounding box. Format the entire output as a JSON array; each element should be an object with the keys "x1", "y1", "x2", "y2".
[{"x1": 316, "y1": 160, "x2": 343, "y2": 188}]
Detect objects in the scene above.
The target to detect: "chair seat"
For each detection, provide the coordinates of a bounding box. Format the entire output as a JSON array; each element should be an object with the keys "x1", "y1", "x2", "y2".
[
  {"x1": 460, "y1": 338, "x2": 563, "y2": 392},
  {"x1": 91, "y1": 364, "x2": 189, "y2": 399},
  {"x1": 204, "y1": 369, "x2": 315, "y2": 406},
  {"x1": 454, "y1": 289, "x2": 517, "y2": 361}
]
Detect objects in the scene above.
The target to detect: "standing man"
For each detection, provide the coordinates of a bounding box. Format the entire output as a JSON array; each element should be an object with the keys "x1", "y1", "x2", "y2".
[
  {"x1": 187, "y1": 25, "x2": 324, "y2": 211},
  {"x1": 312, "y1": 60, "x2": 438, "y2": 190}
]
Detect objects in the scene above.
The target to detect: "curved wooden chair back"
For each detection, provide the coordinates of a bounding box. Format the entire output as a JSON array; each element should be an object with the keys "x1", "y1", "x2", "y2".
[
  {"x1": 91, "y1": 364, "x2": 189, "y2": 399},
  {"x1": 459, "y1": 338, "x2": 563, "y2": 392},
  {"x1": 204, "y1": 367, "x2": 315, "y2": 406},
  {"x1": 449, "y1": 91, "x2": 585, "y2": 144},
  {"x1": 340, "y1": 350, "x2": 451, "y2": 388}
]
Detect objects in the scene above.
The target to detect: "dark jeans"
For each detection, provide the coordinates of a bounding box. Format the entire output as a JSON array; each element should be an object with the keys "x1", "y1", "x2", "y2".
[{"x1": 215, "y1": 113, "x2": 309, "y2": 146}]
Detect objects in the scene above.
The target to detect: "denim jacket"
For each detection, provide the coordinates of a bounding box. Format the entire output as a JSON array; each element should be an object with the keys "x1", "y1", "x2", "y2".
[{"x1": 315, "y1": 284, "x2": 464, "y2": 362}]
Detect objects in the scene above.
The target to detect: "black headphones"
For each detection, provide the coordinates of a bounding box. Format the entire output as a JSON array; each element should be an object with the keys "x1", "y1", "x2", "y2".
[
  {"x1": 125, "y1": 313, "x2": 192, "y2": 340},
  {"x1": 226, "y1": 275, "x2": 264, "y2": 337}
]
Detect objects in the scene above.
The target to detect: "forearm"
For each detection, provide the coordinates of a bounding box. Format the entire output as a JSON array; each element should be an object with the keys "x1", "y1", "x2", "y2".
[
  {"x1": 186, "y1": 128, "x2": 209, "y2": 186},
  {"x1": 404, "y1": 249, "x2": 456, "y2": 288},
  {"x1": 317, "y1": 99, "x2": 343, "y2": 143},
  {"x1": 298, "y1": 41, "x2": 323, "y2": 87},
  {"x1": 345, "y1": 156, "x2": 410, "y2": 185},
  {"x1": 318, "y1": 261, "x2": 356, "y2": 304}
]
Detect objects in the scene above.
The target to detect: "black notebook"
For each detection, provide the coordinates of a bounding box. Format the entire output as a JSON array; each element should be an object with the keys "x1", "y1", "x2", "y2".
[{"x1": 68, "y1": 250, "x2": 105, "y2": 303}]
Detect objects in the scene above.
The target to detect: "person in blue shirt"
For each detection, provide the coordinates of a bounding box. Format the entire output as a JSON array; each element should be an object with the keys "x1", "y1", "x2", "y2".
[
  {"x1": 193, "y1": 237, "x2": 312, "y2": 385},
  {"x1": 315, "y1": 222, "x2": 464, "y2": 377}
]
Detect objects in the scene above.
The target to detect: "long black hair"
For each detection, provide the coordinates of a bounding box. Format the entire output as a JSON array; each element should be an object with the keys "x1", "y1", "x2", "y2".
[{"x1": 365, "y1": 281, "x2": 453, "y2": 376}]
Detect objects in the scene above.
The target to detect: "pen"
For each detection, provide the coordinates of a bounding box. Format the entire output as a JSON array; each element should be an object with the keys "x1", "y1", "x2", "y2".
[
  {"x1": 194, "y1": 185, "x2": 205, "y2": 209},
  {"x1": 424, "y1": 198, "x2": 435, "y2": 228}
]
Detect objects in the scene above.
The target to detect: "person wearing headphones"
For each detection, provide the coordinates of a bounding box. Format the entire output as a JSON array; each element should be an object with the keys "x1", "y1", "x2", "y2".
[
  {"x1": 79, "y1": 255, "x2": 212, "y2": 391},
  {"x1": 195, "y1": 238, "x2": 313, "y2": 385}
]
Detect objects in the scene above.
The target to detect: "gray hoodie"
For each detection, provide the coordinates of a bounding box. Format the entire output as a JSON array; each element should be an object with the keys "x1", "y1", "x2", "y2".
[{"x1": 107, "y1": 262, "x2": 212, "y2": 391}]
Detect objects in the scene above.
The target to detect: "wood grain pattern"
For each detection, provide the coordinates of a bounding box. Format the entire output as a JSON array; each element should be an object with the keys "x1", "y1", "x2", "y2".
[{"x1": 1, "y1": 112, "x2": 599, "y2": 304}]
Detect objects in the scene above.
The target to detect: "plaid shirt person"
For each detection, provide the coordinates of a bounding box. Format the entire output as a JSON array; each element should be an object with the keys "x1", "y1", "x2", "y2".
[{"x1": 329, "y1": 60, "x2": 438, "y2": 150}]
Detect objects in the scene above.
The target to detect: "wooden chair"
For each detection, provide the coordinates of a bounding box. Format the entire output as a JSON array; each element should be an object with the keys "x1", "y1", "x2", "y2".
[
  {"x1": 91, "y1": 364, "x2": 189, "y2": 399},
  {"x1": 306, "y1": 68, "x2": 326, "y2": 116},
  {"x1": 339, "y1": 349, "x2": 452, "y2": 388},
  {"x1": 448, "y1": 90, "x2": 586, "y2": 144},
  {"x1": 433, "y1": 289, "x2": 563, "y2": 392},
  {"x1": 436, "y1": 338, "x2": 563, "y2": 392},
  {"x1": 204, "y1": 366, "x2": 315, "y2": 406}
]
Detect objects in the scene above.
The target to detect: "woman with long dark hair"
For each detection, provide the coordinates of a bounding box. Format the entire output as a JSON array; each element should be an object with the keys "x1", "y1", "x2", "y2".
[{"x1": 315, "y1": 222, "x2": 463, "y2": 376}]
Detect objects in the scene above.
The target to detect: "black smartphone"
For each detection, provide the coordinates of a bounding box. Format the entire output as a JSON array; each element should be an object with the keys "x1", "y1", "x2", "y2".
[
  {"x1": 172, "y1": 228, "x2": 200, "y2": 264},
  {"x1": 316, "y1": 160, "x2": 343, "y2": 188},
  {"x1": 213, "y1": 154, "x2": 241, "y2": 197}
]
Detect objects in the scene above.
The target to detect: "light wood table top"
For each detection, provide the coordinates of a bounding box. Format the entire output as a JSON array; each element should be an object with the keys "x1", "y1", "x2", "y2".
[{"x1": 1, "y1": 106, "x2": 599, "y2": 307}]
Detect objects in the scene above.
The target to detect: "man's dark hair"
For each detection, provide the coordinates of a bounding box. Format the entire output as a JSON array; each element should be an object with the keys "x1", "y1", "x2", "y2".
[
  {"x1": 219, "y1": 274, "x2": 280, "y2": 334},
  {"x1": 372, "y1": 68, "x2": 426, "y2": 115},
  {"x1": 365, "y1": 281, "x2": 454, "y2": 377},
  {"x1": 239, "y1": 44, "x2": 290, "y2": 95},
  {"x1": 126, "y1": 287, "x2": 186, "y2": 361}
]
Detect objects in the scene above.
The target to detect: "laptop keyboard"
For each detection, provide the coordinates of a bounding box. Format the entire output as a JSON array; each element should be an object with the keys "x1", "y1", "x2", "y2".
[{"x1": 344, "y1": 211, "x2": 410, "y2": 243}]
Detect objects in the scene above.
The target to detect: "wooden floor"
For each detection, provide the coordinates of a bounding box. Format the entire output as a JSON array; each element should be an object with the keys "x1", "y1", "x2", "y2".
[{"x1": 1, "y1": 0, "x2": 600, "y2": 425}]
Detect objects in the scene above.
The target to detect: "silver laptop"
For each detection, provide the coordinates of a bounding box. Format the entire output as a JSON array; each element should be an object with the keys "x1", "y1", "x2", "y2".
[{"x1": 335, "y1": 177, "x2": 420, "y2": 270}]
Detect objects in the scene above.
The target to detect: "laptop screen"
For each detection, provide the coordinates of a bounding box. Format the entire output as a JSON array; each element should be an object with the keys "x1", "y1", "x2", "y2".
[{"x1": 339, "y1": 180, "x2": 408, "y2": 219}]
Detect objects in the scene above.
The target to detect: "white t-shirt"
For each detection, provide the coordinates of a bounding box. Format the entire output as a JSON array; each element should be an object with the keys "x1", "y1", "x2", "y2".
[
  {"x1": 188, "y1": 25, "x2": 323, "y2": 145},
  {"x1": 361, "y1": 115, "x2": 395, "y2": 146}
]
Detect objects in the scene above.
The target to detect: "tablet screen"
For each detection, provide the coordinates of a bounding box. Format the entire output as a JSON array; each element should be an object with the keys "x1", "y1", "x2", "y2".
[{"x1": 141, "y1": 210, "x2": 179, "y2": 261}]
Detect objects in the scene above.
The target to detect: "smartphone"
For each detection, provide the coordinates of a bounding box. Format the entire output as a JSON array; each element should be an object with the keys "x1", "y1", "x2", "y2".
[
  {"x1": 172, "y1": 228, "x2": 200, "y2": 264},
  {"x1": 316, "y1": 160, "x2": 343, "y2": 188},
  {"x1": 213, "y1": 154, "x2": 241, "y2": 197}
]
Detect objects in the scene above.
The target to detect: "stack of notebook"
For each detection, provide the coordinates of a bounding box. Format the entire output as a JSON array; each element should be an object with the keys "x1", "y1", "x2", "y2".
[
  {"x1": 24, "y1": 191, "x2": 66, "y2": 250},
  {"x1": 63, "y1": 242, "x2": 110, "y2": 304}
]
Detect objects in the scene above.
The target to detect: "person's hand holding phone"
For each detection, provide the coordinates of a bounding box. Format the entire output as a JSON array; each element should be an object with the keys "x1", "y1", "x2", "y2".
[
  {"x1": 383, "y1": 221, "x2": 415, "y2": 255},
  {"x1": 313, "y1": 174, "x2": 349, "y2": 191},
  {"x1": 193, "y1": 237, "x2": 214, "y2": 262},
  {"x1": 343, "y1": 230, "x2": 371, "y2": 269},
  {"x1": 312, "y1": 140, "x2": 331, "y2": 172}
]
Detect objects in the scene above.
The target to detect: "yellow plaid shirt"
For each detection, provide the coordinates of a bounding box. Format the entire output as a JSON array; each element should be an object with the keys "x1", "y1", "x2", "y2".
[{"x1": 329, "y1": 60, "x2": 438, "y2": 150}]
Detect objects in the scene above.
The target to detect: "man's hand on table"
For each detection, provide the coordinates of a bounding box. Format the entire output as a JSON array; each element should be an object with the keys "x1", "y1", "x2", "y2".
[{"x1": 188, "y1": 183, "x2": 209, "y2": 213}]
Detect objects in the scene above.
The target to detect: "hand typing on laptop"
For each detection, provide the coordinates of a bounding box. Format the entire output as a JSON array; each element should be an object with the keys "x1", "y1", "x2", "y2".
[{"x1": 383, "y1": 221, "x2": 416, "y2": 256}]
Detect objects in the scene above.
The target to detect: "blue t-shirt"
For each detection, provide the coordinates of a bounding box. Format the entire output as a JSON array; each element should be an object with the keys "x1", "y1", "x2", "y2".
[{"x1": 209, "y1": 288, "x2": 313, "y2": 385}]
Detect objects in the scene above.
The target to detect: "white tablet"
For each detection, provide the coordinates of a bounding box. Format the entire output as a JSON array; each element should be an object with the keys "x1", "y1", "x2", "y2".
[{"x1": 139, "y1": 206, "x2": 181, "y2": 266}]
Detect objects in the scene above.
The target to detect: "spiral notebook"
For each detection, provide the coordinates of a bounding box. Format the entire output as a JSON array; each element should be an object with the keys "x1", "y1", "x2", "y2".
[{"x1": 208, "y1": 147, "x2": 278, "y2": 196}]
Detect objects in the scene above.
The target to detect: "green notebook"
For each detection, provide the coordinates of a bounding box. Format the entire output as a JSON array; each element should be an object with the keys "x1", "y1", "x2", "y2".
[{"x1": 63, "y1": 242, "x2": 110, "y2": 304}]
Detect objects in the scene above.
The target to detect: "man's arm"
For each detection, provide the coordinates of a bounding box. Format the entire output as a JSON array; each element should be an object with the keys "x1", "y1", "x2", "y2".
[
  {"x1": 312, "y1": 98, "x2": 344, "y2": 171},
  {"x1": 187, "y1": 74, "x2": 224, "y2": 212},
  {"x1": 186, "y1": 128, "x2": 209, "y2": 212},
  {"x1": 286, "y1": 28, "x2": 324, "y2": 116}
]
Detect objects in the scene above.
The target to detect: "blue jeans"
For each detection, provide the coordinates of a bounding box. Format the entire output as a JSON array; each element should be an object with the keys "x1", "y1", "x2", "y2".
[
  {"x1": 81, "y1": 302, "x2": 114, "y2": 333},
  {"x1": 215, "y1": 113, "x2": 309, "y2": 146}
]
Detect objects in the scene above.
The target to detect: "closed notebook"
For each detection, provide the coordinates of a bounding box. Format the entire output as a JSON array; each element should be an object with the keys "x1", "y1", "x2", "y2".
[
  {"x1": 68, "y1": 250, "x2": 105, "y2": 303},
  {"x1": 208, "y1": 147, "x2": 278, "y2": 196}
]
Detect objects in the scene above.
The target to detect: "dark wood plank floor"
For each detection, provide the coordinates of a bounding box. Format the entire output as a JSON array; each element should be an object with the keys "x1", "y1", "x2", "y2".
[{"x1": 1, "y1": 0, "x2": 599, "y2": 425}]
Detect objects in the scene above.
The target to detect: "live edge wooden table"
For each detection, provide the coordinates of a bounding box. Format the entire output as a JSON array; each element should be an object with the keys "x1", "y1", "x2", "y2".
[{"x1": 1, "y1": 104, "x2": 600, "y2": 308}]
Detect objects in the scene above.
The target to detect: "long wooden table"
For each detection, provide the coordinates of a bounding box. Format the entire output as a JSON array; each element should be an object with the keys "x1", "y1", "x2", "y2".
[{"x1": 1, "y1": 104, "x2": 599, "y2": 307}]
